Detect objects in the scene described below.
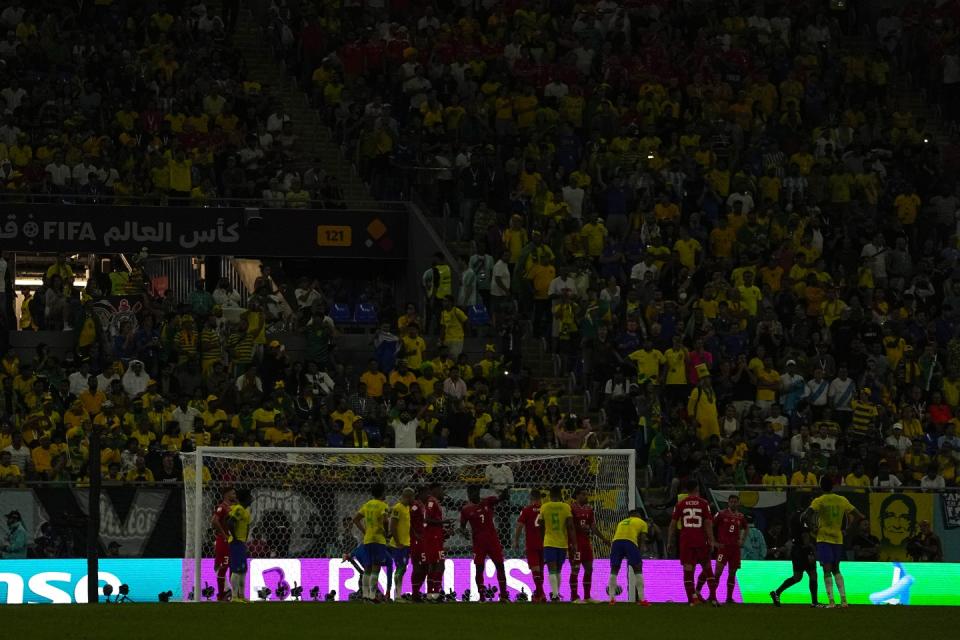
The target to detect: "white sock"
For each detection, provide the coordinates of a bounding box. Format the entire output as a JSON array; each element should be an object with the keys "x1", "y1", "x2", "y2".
[
  {"x1": 231, "y1": 573, "x2": 243, "y2": 599},
  {"x1": 824, "y1": 573, "x2": 834, "y2": 603},
  {"x1": 835, "y1": 574, "x2": 846, "y2": 601},
  {"x1": 363, "y1": 573, "x2": 372, "y2": 598},
  {"x1": 635, "y1": 573, "x2": 645, "y2": 601},
  {"x1": 549, "y1": 572, "x2": 560, "y2": 598},
  {"x1": 608, "y1": 572, "x2": 619, "y2": 599}
]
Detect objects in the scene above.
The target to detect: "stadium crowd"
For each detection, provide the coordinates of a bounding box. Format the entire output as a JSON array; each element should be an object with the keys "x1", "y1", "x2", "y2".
[
  {"x1": 3, "y1": 0, "x2": 960, "y2": 562},
  {"x1": 0, "y1": 0, "x2": 345, "y2": 209}
]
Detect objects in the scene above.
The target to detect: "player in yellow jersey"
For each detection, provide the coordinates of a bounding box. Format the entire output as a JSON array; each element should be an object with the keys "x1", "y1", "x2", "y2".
[
  {"x1": 387, "y1": 487, "x2": 415, "y2": 601},
  {"x1": 227, "y1": 489, "x2": 253, "y2": 602},
  {"x1": 607, "y1": 509, "x2": 650, "y2": 606},
  {"x1": 538, "y1": 485, "x2": 577, "y2": 601},
  {"x1": 803, "y1": 477, "x2": 864, "y2": 608},
  {"x1": 353, "y1": 482, "x2": 390, "y2": 601}
]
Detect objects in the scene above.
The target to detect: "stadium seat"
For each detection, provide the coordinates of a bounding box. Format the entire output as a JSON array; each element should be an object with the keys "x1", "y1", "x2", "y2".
[
  {"x1": 468, "y1": 303, "x2": 490, "y2": 327},
  {"x1": 353, "y1": 302, "x2": 378, "y2": 326},
  {"x1": 329, "y1": 303, "x2": 352, "y2": 325}
]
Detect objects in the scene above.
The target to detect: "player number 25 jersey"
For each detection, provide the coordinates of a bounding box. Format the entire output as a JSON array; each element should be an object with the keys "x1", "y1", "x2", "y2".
[{"x1": 671, "y1": 495, "x2": 713, "y2": 547}]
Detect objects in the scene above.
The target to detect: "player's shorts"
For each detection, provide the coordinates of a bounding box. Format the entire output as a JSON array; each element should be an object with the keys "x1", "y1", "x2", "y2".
[
  {"x1": 410, "y1": 539, "x2": 422, "y2": 564},
  {"x1": 570, "y1": 537, "x2": 594, "y2": 564},
  {"x1": 543, "y1": 546, "x2": 567, "y2": 565},
  {"x1": 679, "y1": 544, "x2": 711, "y2": 566},
  {"x1": 472, "y1": 540, "x2": 505, "y2": 565},
  {"x1": 815, "y1": 542, "x2": 844, "y2": 567},
  {"x1": 362, "y1": 542, "x2": 390, "y2": 568},
  {"x1": 791, "y1": 546, "x2": 816, "y2": 574},
  {"x1": 214, "y1": 538, "x2": 230, "y2": 570},
  {"x1": 420, "y1": 537, "x2": 445, "y2": 565},
  {"x1": 525, "y1": 548, "x2": 543, "y2": 570},
  {"x1": 229, "y1": 540, "x2": 248, "y2": 574},
  {"x1": 716, "y1": 545, "x2": 741, "y2": 570},
  {"x1": 609, "y1": 540, "x2": 642, "y2": 570},
  {"x1": 390, "y1": 545, "x2": 410, "y2": 568},
  {"x1": 351, "y1": 544, "x2": 370, "y2": 568}
]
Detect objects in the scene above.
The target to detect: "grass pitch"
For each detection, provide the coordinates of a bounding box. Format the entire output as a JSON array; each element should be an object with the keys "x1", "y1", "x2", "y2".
[{"x1": 5, "y1": 602, "x2": 959, "y2": 640}]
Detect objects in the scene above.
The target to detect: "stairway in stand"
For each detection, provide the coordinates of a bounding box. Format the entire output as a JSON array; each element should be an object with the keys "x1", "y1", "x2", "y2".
[{"x1": 232, "y1": 11, "x2": 373, "y2": 207}]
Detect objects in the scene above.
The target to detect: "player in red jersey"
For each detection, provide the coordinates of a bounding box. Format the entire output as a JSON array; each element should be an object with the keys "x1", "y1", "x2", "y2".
[
  {"x1": 409, "y1": 485, "x2": 429, "y2": 602},
  {"x1": 422, "y1": 482, "x2": 452, "y2": 601},
  {"x1": 569, "y1": 487, "x2": 609, "y2": 602},
  {"x1": 513, "y1": 489, "x2": 545, "y2": 602},
  {"x1": 697, "y1": 494, "x2": 748, "y2": 604},
  {"x1": 667, "y1": 480, "x2": 718, "y2": 606},
  {"x1": 211, "y1": 487, "x2": 237, "y2": 601},
  {"x1": 460, "y1": 486, "x2": 509, "y2": 601}
]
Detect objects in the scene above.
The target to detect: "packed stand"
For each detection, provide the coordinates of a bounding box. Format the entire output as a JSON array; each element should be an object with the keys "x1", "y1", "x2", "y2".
[
  {"x1": 0, "y1": 0, "x2": 333, "y2": 208},
  {"x1": 258, "y1": 0, "x2": 960, "y2": 496}
]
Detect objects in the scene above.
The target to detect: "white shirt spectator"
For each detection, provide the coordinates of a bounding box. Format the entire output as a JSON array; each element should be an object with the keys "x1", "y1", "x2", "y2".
[
  {"x1": 295, "y1": 286, "x2": 322, "y2": 310},
  {"x1": 213, "y1": 286, "x2": 241, "y2": 308},
  {"x1": 266, "y1": 111, "x2": 291, "y2": 133},
  {"x1": 305, "y1": 371, "x2": 335, "y2": 396},
  {"x1": 485, "y1": 463, "x2": 514, "y2": 491},
  {"x1": 562, "y1": 184, "x2": 585, "y2": 219},
  {"x1": 3, "y1": 443, "x2": 29, "y2": 472},
  {"x1": 0, "y1": 86, "x2": 26, "y2": 111},
  {"x1": 803, "y1": 377, "x2": 830, "y2": 408},
  {"x1": 235, "y1": 374, "x2": 263, "y2": 393},
  {"x1": 96, "y1": 373, "x2": 119, "y2": 391},
  {"x1": 442, "y1": 376, "x2": 468, "y2": 399},
  {"x1": 417, "y1": 15, "x2": 440, "y2": 31},
  {"x1": 828, "y1": 376, "x2": 856, "y2": 412},
  {"x1": 72, "y1": 162, "x2": 98, "y2": 186},
  {"x1": 630, "y1": 260, "x2": 658, "y2": 282},
  {"x1": 68, "y1": 371, "x2": 90, "y2": 395},
  {"x1": 544, "y1": 80, "x2": 569, "y2": 100},
  {"x1": 491, "y1": 259, "x2": 511, "y2": 297},
  {"x1": 920, "y1": 473, "x2": 946, "y2": 490},
  {"x1": 390, "y1": 417, "x2": 419, "y2": 449},
  {"x1": 726, "y1": 191, "x2": 755, "y2": 214},
  {"x1": 45, "y1": 162, "x2": 72, "y2": 187},
  {"x1": 873, "y1": 473, "x2": 903, "y2": 490},
  {"x1": 172, "y1": 406, "x2": 202, "y2": 435},
  {"x1": 885, "y1": 430, "x2": 911, "y2": 458},
  {"x1": 790, "y1": 432, "x2": 809, "y2": 459},
  {"x1": 810, "y1": 434, "x2": 836, "y2": 452},
  {"x1": 121, "y1": 362, "x2": 151, "y2": 398},
  {"x1": 1, "y1": 5, "x2": 24, "y2": 27}
]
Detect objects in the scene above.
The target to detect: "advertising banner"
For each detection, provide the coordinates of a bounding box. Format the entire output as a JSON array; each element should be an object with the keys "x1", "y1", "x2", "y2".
[
  {"x1": 3, "y1": 558, "x2": 959, "y2": 605},
  {"x1": 0, "y1": 559, "x2": 180, "y2": 604},
  {"x1": 0, "y1": 205, "x2": 407, "y2": 259},
  {"x1": 868, "y1": 492, "x2": 934, "y2": 561}
]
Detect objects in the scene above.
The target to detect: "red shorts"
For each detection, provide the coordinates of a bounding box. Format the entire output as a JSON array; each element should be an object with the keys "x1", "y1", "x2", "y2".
[
  {"x1": 473, "y1": 540, "x2": 504, "y2": 565},
  {"x1": 679, "y1": 544, "x2": 711, "y2": 567},
  {"x1": 717, "y1": 545, "x2": 741, "y2": 570},
  {"x1": 419, "y1": 537, "x2": 445, "y2": 565},
  {"x1": 214, "y1": 539, "x2": 230, "y2": 570},
  {"x1": 525, "y1": 548, "x2": 543, "y2": 571},
  {"x1": 410, "y1": 538, "x2": 422, "y2": 564},
  {"x1": 570, "y1": 537, "x2": 593, "y2": 564}
]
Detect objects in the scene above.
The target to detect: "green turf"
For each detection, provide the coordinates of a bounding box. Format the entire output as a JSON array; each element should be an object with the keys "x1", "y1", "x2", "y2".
[{"x1": 6, "y1": 602, "x2": 960, "y2": 640}]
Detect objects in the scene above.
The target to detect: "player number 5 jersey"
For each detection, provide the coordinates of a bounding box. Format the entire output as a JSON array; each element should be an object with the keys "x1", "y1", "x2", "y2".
[{"x1": 539, "y1": 501, "x2": 572, "y2": 549}]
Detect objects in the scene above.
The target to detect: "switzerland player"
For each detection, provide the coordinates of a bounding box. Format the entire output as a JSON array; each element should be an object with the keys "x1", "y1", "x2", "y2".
[
  {"x1": 513, "y1": 489, "x2": 545, "y2": 602},
  {"x1": 409, "y1": 486, "x2": 429, "y2": 602},
  {"x1": 667, "y1": 480, "x2": 718, "y2": 606},
  {"x1": 539, "y1": 486, "x2": 577, "y2": 601},
  {"x1": 211, "y1": 487, "x2": 237, "y2": 601},
  {"x1": 607, "y1": 509, "x2": 650, "y2": 606},
  {"x1": 388, "y1": 487, "x2": 415, "y2": 601},
  {"x1": 460, "y1": 486, "x2": 509, "y2": 601},
  {"x1": 422, "y1": 482, "x2": 452, "y2": 601},
  {"x1": 569, "y1": 487, "x2": 609, "y2": 602},
  {"x1": 706, "y1": 494, "x2": 748, "y2": 604},
  {"x1": 353, "y1": 482, "x2": 390, "y2": 601},
  {"x1": 804, "y1": 477, "x2": 864, "y2": 608}
]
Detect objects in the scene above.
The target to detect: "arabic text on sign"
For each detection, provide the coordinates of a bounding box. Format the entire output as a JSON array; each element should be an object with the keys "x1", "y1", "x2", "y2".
[{"x1": 316, "y1": 225, "x2": 352, "y2": 247}]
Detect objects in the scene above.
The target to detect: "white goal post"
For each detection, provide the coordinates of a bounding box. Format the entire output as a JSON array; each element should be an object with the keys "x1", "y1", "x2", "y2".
[{"x1": 182, "y1": 447, "x2": 637, "y2": 603}]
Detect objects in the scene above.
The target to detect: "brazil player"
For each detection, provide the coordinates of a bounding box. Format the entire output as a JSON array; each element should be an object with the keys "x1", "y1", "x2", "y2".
[
  {"x1": 227, "y1": 488, "x2": 253, "y2": 603},
  {"x1": 539, "y1": 485, "x2": 577, "y2": 601},
  {"x1": 804, "y1": 477, "x2": 864, "y2": 608},
  {"x1": 607, "y1": 508, "x2": 650, "y2": 606},
  {"x1": 388, "y1": 487, "x2": 415, "y2": 601},
  {"x1": 211, "y1": 487, "x2": 237, "y2": 601},
  {"x1": 353, "y1": 482, "x2": 391, "y2": 601}
]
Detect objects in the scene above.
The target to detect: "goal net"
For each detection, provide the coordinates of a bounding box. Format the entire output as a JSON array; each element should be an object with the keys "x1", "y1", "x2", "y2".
[{"x1": 181, "y1": 447, "x2": 636, "y2": 603}]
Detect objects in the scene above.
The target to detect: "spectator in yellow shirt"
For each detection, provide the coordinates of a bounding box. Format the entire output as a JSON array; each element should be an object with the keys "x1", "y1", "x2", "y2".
[
  {"x1": 762, "y1": 459, "x2": 788, "y2": 488},
  {"x1": 439, "y1": 297, "x2": 468, "y2": 358},
  {"x1": 359, "y1": 359, "x2": 387, "y2": 398},
  {"x1": 789, "y1": 459, "x2": 818, "y2": 489}
]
